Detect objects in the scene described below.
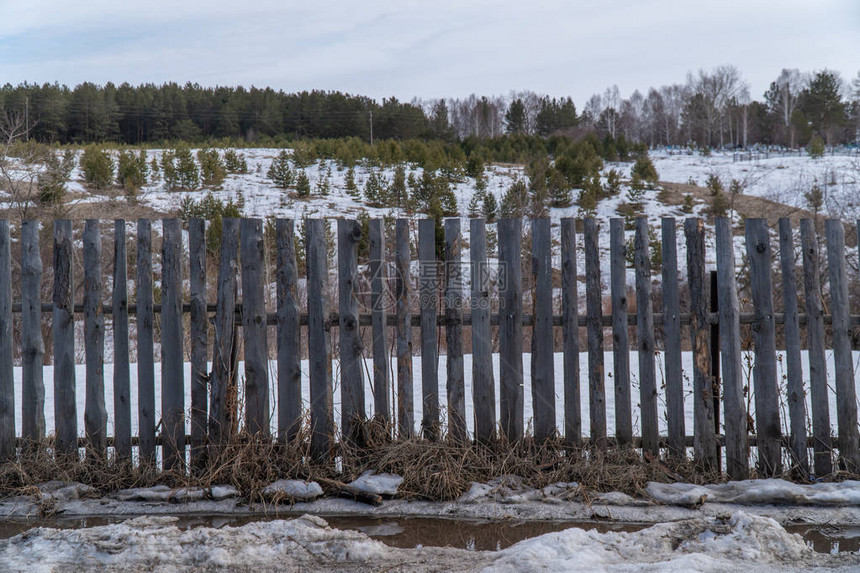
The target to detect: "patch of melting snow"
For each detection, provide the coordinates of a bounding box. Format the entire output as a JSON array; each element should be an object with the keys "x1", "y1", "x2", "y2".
[
  {"x1": 0, "y1": 511, "x2": 855, "y2": 572},
  {"x1": 347, "y1": 471, "x2": 404, "y2": 496},
  {"x1": 646, "y1": 479, "x2": 860, "y2": 506},
  {"x1": 262, "y1": 479, "x2": 324, "y2": 502}
]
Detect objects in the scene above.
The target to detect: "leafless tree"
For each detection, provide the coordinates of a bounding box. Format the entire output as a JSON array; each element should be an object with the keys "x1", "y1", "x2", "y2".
[{"x1": 0, "y1": 110, "x2": 41, "y2": 219}]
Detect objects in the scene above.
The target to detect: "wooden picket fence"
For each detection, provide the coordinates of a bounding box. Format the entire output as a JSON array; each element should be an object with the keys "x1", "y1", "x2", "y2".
[{"x1": 1, "y1": 216, "x2": 859, "y2": 481}]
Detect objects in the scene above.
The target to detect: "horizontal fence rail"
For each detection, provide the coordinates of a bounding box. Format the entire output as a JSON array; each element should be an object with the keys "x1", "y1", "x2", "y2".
[{"x1": 1, "y1": 216, "x2": 859, "y2": 481}]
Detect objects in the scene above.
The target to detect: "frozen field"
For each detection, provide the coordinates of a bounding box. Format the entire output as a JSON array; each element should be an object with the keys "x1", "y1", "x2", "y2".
[{"x1": 651, "y1": 148, "x2": 860, "y2": 218}]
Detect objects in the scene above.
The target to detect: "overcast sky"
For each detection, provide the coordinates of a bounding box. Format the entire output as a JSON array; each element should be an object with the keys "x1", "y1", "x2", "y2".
[{"x1": 1, "y1": 0, "x2": 858, "y2": 104}]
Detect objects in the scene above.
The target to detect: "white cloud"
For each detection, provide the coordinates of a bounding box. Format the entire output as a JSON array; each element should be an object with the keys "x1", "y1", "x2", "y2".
[{"x1": 0, "y1": 0, "x2": 857, "y2": 103}]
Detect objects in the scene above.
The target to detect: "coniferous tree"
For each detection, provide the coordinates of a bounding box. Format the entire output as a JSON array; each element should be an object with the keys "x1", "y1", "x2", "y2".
[
  {"x1": 483, "y1": 192, "x2": 498, "y2": 222},
  {"x1": 468, "y1": 190, "x2": 485, "y2": 218},
  {"x1": 500, "y1": 179, "x2": 528, "y2": 218},
  {"x1": 390, "y1": 164, "x2": 407, "y2": 207},
  {"x1": 505, "y1": 98, "x2": 527, "y2": 134},
  {"x1": 548, "y1": 167, "x2": 572, "y2": 207},
  {"x1": 345, "y1": 166, "x2": 360, "y2": 198},
  {"x1": 631, "y1": 155, "x2": 658, "y2": 187},
  {"x1": 267, "y1": 150, "x2": 293, "y2": 189},
  {"x1": 80, "y1": 145, "x2": 114, "y2": 190},
  {"x1": 198, "y1": 148, "x2": 227, "y2": 188},
  {"x1": 295, "y1": 170, "x2": 311, "y2": 198},
  {"x1": 117, "y1": 149, "x2": 148, "y2": 190},
  {"x1": 364, "y1": 171, "x2": 388, "y2": 207},
  {"x1": 223, "y1": 149, "x2": 248, "y2": 174}
]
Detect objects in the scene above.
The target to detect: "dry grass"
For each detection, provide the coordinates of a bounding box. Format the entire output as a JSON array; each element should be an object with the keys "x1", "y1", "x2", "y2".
[{"x1": 1, "y1": 425, "x2": 731, "y2": 503}]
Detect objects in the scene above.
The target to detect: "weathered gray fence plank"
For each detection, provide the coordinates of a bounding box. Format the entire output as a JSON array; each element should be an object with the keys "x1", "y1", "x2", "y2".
[
  {"x1": 240, "y1": 218, "x2": 269, "y2": 437},
  {"x1": 188, "y1": 218, "x2": 207, "y2": 464},
  {"x1": 53, "y1": 220, "x2": 76, "y2": 455},
  {"x1": 777, "y1": 218, "x2": 808, "y2": 476},
  {"x1": 0, "y1": 221, "x2": 12, "y2": 459},
  {"x1": 418, "y1": 218, "x2": 440, "y2": 440},
  {"x1": 531, "y1": 217, "x2": 555, "y2": 442},
  {"x1": 307, "y1": 219, "x2": 334, "y2": 457},
  {"x1": 395, "y1": 219, "x2": 414, "y2": 438},
  {"x1": 745, "y1": 218, "x2": 781, "y2": 476},
  {"x1": 584, "y1": 217, "x2": 607, "y2": 445},
  {"x1": 498, "y1": 218, "x2": 524, "y2": 443},
  {"x1": 470, "y1": 218, "x2": 495, "y2": 443},
  {"x1": 800, "y1": 219, "x2": 831, "y2": 477},
  {"x1": 21, "y1": 220, "x2": 45, "y2": 444},
  {"x1": 113, "y1": 220, "x2": 131, "y2": 460},
  {"x1": 661, "y1": 218, "x2": 684, "y2": 459},
  {"x1": 210, "y1": 218, "x2": 239, "y2": 446},
  {"x1": 136, "y1": 219, "x2": 155, "y2": 462},
  {"x1": 685, "y1": 218, "x2": 717, "y2": 469},
  {"x1": 609, "y1": 218, "x2": 632, "y2": 445},
  {"x1": 276, "y1": 219, "x2": 302, "y2": 442},
  {"x1": 369, "y1": 219, "x2": 390, "y2": 424},
  {"x1": 634, "y1": 218, "x2": 658, "y2": 456},
  {"x1": 715, "y1": 217, "x2": 749, "y2": 480},
  {"x1": 825, "y1": 219, "x2": 860, "y2": 472},
  {"x1": 561, "y1": 218, "x2": 581, "y2": 446},
  {"x1": 338, "y1": 218, "x2": 365, "y2": 441},
  {"x1": 83, "y1": 220, "x2": 106, "y2": 456},
  {"x1": 444, "y1": 218, "x2": 467, "y2": 442},
  {"x1": 161, "y1": 219, "x2": 184, "y2": 470}
]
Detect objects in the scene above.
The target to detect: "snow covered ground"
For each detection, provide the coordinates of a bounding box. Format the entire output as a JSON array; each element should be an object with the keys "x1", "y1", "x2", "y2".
[
  {"x1": 0, "y1": 511, "x2": 856, "y2": 572},
  {"x1": 651, "y1": 148, "x2": 860, "y2": 219},
  {"x1": 16, "y1": 349, "x2": 860, "y2": 448}
]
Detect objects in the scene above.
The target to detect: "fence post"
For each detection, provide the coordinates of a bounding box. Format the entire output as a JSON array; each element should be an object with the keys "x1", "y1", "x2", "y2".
[
  {"x1": 83, "y1": 220, "x2": 106, "y2": 457},
  {"x1": 53, "y1": 220, "x2": 76, "y2": 456},
  {"x1": 395, "y1": 219, "x2": 413, "y2": 438},
  {"x1": 241, "y1": 218, "x2": 269, "y2": 437},
  {"x1": 498, "y1": 218, "x2": 524, "y2": 443},
  {"x1": 189, "y1": 218, "x2": 207, "y2": 464},
  {"x1": 685, "y1": 218, "x2": 717, "y2": 469},
  {"x1": 338, "y1": 218, "x2": 365, "y2": 441},
  {"x1": 470, "y1": 218, "x2": 495, "y2": 443},
  {"x1": 531, "y1": 217, "x2": 555, "y2": 442},
  {"x1": 0, "y1": 220, "x2": 12, "y2": 459},
  {"x1": 584, "y1": 217, "x2": 607, "y2": 446},
  {"x1": 745, "y1": 218, "x2": 782, "y2": 476},
  {"x1": 634, "y1": 218, "x2": 658, "y2": 456},
  {"x1": 715, "y1": 217, "x2": 749, "y2": 480},
  {"x1": 444, "y1": 218, "x2": 467, "y2": 442},
  {"x1": 800, "y1": 219, "x2": 831, "y2": 476},
  {"x1": 21, "y1": 220, "x2": 45, "y2": 444},
  {"x1": 113, "y1": 220, "x2": 132, "y2": 460},
  {"x1": 161, "y1": 218, "x2": 184, "y2": 470},
  {"x1": 661, "y1": 218, "x2": 684, "y2": 459},
  {"x1": 307, "y1": 219, "x2": 334, "y2": 458},
  {"x1": 276, "y1": 219, "x2": 302, "y2": 442},
  {"x1": 136, "y1": 219, "x2": 155, "y2": 463},
  {"x1": 369, "y1": 219, "x2": 390, "y2": 424},
  {"x1": 561, "y1": 218, "x2": 581, "y2": 446},
  {"x1": 777, "y1": 218, "x2": 808, "y2": 476},
  {"x1": 825, "y1": 219, "x2": 860, "y2": 471},
  {"x1": 210, "y1": 218, "x2": 239, "y2": 446},
  {"x1": 418, "y1": 218, "x2": 440, "y2": 440},
  {"x1": 610, "y1": 218, "x2": 632, "y2": 445}
]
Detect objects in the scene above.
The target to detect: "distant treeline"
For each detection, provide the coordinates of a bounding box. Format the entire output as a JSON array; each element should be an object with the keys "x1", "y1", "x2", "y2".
[
  {"x1": 2, "y1": 66, "x2": 858, "y2": 148},
  {"x1": 0, "y1": 83, "x2": 430, "y2": 144}
]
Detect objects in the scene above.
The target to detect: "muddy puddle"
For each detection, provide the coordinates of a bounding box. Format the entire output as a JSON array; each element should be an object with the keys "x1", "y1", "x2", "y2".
[{"x1": 0, "y1": 515, "x2": 857, "y2": 554}]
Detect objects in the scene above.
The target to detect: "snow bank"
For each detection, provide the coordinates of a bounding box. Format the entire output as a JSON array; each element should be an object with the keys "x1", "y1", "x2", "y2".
[
  {"x1": 487, "y1": 511, "x2": 840, "y2": 572},
  {"x1": 1, "y1": 511, "x2": 854, "y2": 572},
  {"x1": 646, "y1": 479, "x2": 860, "y2": 506}
]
